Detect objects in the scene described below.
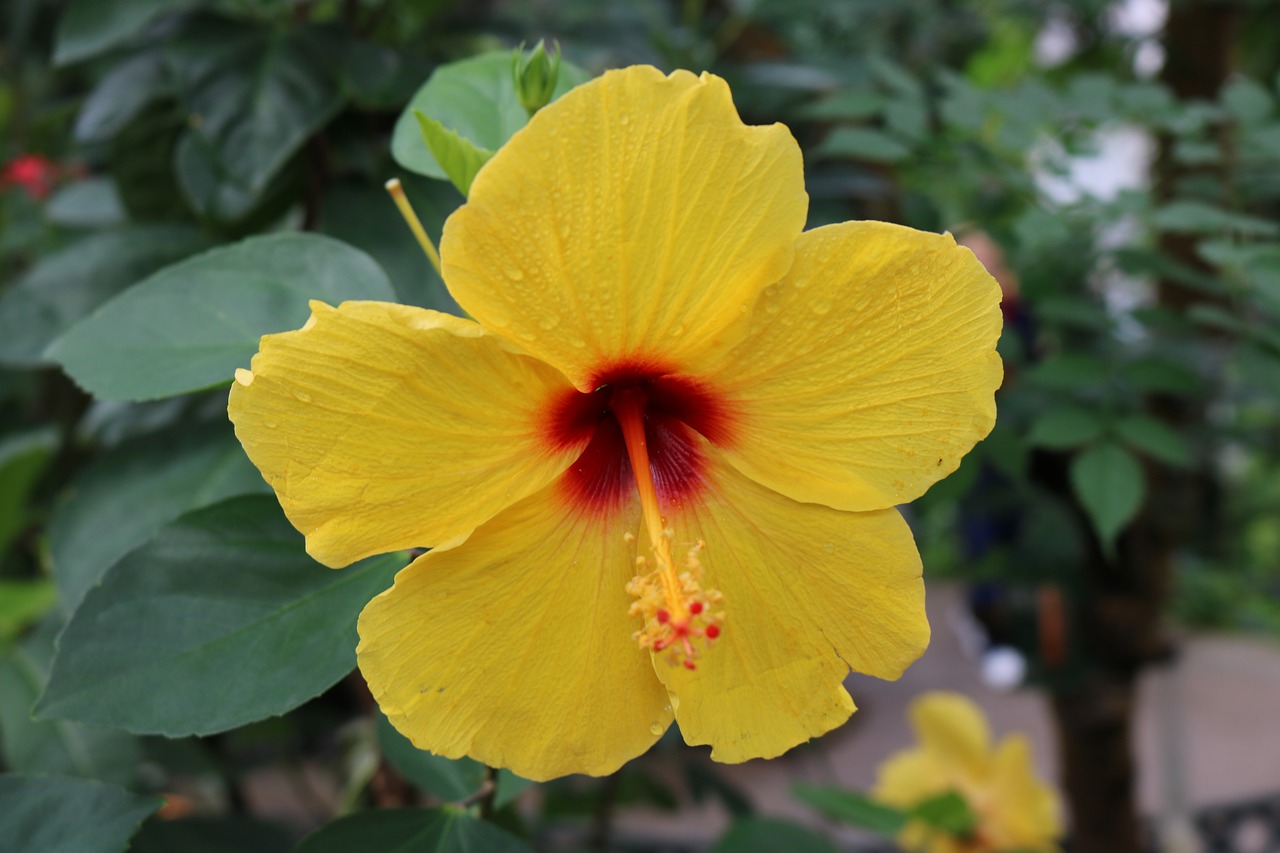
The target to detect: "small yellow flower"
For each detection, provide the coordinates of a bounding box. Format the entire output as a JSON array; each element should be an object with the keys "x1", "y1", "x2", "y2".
[
  {"x1": 228, "y1": 66, "x2": 1002, "y2": 781},
  {"x1": 873, "y1": 692, "x2": 1063, "y2": 853}
]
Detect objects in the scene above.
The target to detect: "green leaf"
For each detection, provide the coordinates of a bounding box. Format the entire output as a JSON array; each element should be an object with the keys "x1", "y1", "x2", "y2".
[
  {"x1": 166, "y1": 23, "x2": 344, "y2": 221},
  {"x1": 1221, "y1": 78, "x2": 1273, "y2": 125},
  {"x1": 47, "y1": 233, "x2": 394, "y2": 401},
  {"x1": 814, "y1": 127, "x2": 911, "y2": 162},
  {"x1": 710, "y1": 817, "x2": 842, "y2": 853},
  {"x1": 48, "y1": 419, "x2": 268, "y2": 613},
  {"x1": 54, "y1": 0, "x2": 196, "y2": 65},
  {"x1": 0, "y1": 428, "x2": 58, "y2": 556},
  {"x1": 127, "y1": 816, "x2": 294, "y2": 853},
  {"x1": 37, "y1": 496, "x2": 402, "y2": 736},
  {"x1": 294, "y1": 807, "x2": 532, "y2": 853},
  {"x1": 0, "y1": 774, "x2": 162, "y2": 853},
  {"x1": 44, "y1": 179, "x2": 128, "y2": 229},
  {"x1": 795, "y1": 89, "x2": 886, "y2": 121},
  {"x1": 376, "y1": 712, "x2": 484, "y2": 800},
  {"x1": 1025, "y1": 353, "x2": 1109, "y2": 390},
  {"x1": 392, "y1": 51, "x2": 589, "y2": 180},
  {"x1": 1070, "y1": 442, "x2": 1145, "y2": 553},
  {"x1": 315, "y1": 177, "x2": 461, "y2": 312},
  {"x1": 792, "y1": 784, "x2": 905, "y2": 836},
  {"x1": 0, "y1": 581, "x2": 57, "y2": 644},
  {"x1": 1026, "y1": 407, "x2": 1104, "y2": 450},
  {"x1": 376, "y1": 713, "x2": 529, "y2": 806},
  {"x1": 0, "y1": 620, "x2": 139, "y2": 785},
  {"x1": 0, "y1": 226, "x2": 213, "y2": 368},
  {"x1": 414, "y1": 111, "x2": 494, "y2": 196},
  {"x1": 74, "y1": 51, "x2": 171, "y2": 143},
  {"x1": 1125, "y1": 356, "x2": 1201, "y2": 395},
  {"x1": 1153, "y1": 201, "x2": 1279, "y2": 237},
  {"x1": 1115, "y1": 415, "x2": 1192, "y2": 468},
  {"x1": 908, "y1": 790, "x2": 976, "y2": 835}
]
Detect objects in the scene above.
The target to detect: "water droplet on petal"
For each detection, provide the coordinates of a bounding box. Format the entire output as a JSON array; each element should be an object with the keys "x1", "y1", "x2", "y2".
[
  {"x1": 649, "y1": 722, "x2": 665, "y2": 736},
  {"x1": 537, "y1": 315, "x2": 560, "y2": 331},
  {"x1": 264, "y1": 420, "x2": 278, "y2": 429},
  {"x1": 503, "y1": 265, "x2": 525, "y2": 281},
  {"x1": 294, "y1": 390, "x2": 312, "y2": 403}
]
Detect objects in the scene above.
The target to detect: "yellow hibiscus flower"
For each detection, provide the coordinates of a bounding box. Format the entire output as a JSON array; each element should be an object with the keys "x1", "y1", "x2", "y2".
[
  {"x1": 227, "y1": 65, "x2": 1002, "y2": 782},
  {"x1": 874, "y1": 692, "x2": 1063, "y2": 853}
]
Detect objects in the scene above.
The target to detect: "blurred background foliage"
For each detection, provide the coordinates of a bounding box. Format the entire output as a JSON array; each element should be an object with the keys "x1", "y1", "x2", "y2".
[{"x1": 2, "y1": 0, "x2": 1279, "y2": 851}]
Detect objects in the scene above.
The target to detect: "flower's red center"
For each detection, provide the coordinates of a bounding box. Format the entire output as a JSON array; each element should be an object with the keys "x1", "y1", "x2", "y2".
[
  {"x1": 545, "y1": 360, "x2": 735, "y2": 670},
  {"x1": 547, "y1": 361, "x2": 736, "y2": 518}
]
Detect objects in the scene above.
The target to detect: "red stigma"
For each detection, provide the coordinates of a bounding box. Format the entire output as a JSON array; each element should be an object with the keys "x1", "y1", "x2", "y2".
[
  {"x1": 689, "y1": 601, "x2": 704, "y2": 615},
  {"x1": 683, "y1": 659, "x2": 697, "y2": 670},
  {"x1": 656, "y1": 609, "x2": 670, "y2": 624},
  {"x1": 705, "y1": 624, "x2": 721, "y2": 640}
]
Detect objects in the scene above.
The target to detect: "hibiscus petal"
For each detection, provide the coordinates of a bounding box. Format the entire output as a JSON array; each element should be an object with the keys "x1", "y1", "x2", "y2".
[
  {"x1": 704, "y1": 221, "x2": 1003, "y2": 512},
  {"x1": 229, "y1": 301, "x2": 582, "y2": 567},
  {"x1": 441, "y1": 65, "x2": 807, "y2": 390},
  {"x1": 653, "y1": 451, "x2": 928, "y2": 762},
  {"x1": 357, "y1": 485, "x2": 672, "y2": 782},
  {"x1": 910, "y1": 691, "x2": 993, "y2": 779},
  {"x1": 987, "y1": 735, "x2": 1063, "y2": 846}
]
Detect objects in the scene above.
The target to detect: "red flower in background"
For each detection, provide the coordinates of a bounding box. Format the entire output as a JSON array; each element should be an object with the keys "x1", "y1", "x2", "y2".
[{"x1": 2, "y1": 154, "x2": 58, "y2": 200}]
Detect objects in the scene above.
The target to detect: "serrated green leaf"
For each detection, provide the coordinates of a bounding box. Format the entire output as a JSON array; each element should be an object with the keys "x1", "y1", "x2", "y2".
[
  {"x1": 46, "y1": 233, "x2": 394, "y2": 401},
  {"x1": 711, "y1": 817, "x2": 842, "y2": 853},
  {"x1": 1070, "y1": 443, "x2": 1145, "y2": 553},
  {"x1": 414, "y1": 111, "x2": 494, "y2": 196},
  {"x1": 392, "y1": 51, "x2": 590, "y2": 180},
  {"x1": 1026, "y1": 407, "x2": 1105, "y2": 450},
  {"x1": 814, "y1": 127, "x2": 911, "y2": 162},
  {"x1": 48, "y1": 419, "x2": 268, "y2": 613},
  {"x1": 54, "y1": 0, "x2": 196, "y2": 65},
  {"x1": 1115, "y1": 415, "x2": 1192, "y2": 468},
  {"x1": 37, "y1": 496, "x2": 402, "y2": 736},
  {"x1": 0, "y1": 620, "x2": 138, "y2": 785},
  {"x1": 0, "y1": 774, "x2": 162, "y2": 853},
  {"x1": 0, "y1": 226, "x2": 213, "y2": 368},
  {"x1": 294, "y1": 807, "x2": 532, "y2": 853},
  {"x1": 792, "y1": 784, "x2": 905, "y2": 836}
]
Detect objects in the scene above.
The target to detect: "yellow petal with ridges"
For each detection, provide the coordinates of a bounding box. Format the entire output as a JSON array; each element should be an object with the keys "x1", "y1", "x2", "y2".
[
  {"x1": 228, "y1": 301, "x2": 582, "y2": 567},
  {"x1": 653, "y1": 450, "x2": 928, "y2": 762},
  {"x1": 442, "y1": 65, "x2": 807, "y2": 390},
  {"x1": 357, "y1": 485, "x2": 672, "y2": 782},
  {"x1": 703, "y1": 221, "x2": 1003, "y2": 512}
]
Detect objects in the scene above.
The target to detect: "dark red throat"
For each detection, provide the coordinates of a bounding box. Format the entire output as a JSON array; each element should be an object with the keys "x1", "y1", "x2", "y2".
[{"x1": 546, "y1": 361, "x2": 736, "y2": 517}]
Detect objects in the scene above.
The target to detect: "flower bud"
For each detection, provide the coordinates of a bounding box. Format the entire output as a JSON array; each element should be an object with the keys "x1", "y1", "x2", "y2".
[{"x1": 512, "y1": 40, "x2": 561, "y2": 116}]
